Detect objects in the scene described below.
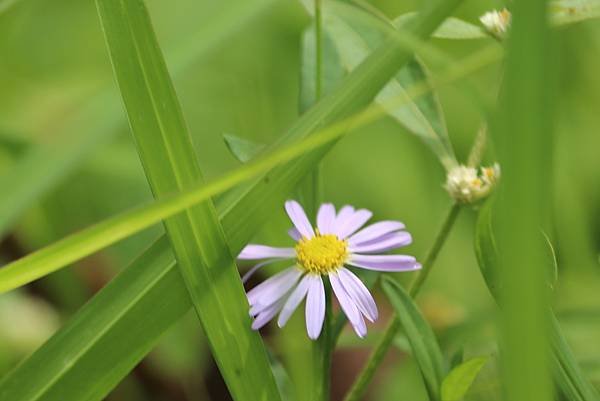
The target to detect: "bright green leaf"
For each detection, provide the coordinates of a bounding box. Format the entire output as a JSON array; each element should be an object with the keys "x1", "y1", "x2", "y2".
[
  {"x1": 382, "y1": 276, "x2": 446, "y2": 401},
  {"x1": 95, "y1": 0, "x2": 281, "y2": 399},
  {"x1": 441, "y1": 356, "x2": 488, "y2": 401}
]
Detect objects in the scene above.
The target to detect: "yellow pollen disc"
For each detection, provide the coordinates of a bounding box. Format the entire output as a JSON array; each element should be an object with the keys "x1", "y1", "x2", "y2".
[{"x1": 295, "y1": 233, "x2": 348, "y2": 274}]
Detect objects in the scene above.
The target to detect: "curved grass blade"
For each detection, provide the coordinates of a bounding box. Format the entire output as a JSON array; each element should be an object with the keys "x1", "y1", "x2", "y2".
[
  {"x1": 0, "y1": 41, "x2": 500, "y2": 294},
  {"x1": 0, "y1": 0, "x2": 467, "y2": 398},
  {"x1": 0, "y1": 0, "x2": 275, "y2": 238},
  {"x1": 382, "y1": 276, "x2": 446, "y2": 401},
  {"x1": 441, "y1": 356, "x2": 488, "y2": 401},
  {"x1": 475, "y1": 201, "x2": 600, "y2": 401},
  {"x1": 95, "y1": 0, "x2": 281, "y2": 399}
]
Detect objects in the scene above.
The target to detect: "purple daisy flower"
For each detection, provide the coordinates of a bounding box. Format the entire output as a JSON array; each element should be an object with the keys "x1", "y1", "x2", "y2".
[{"x1": 238, "y1": 200, "x2": 421, "y2": 339}]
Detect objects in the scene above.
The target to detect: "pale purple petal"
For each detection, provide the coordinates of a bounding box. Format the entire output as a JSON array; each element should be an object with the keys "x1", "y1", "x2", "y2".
[
  {"x1": 285, "y1": 200, "x2": 315, "y2": 239},
  {"x1": 277, "y1": 275, "x2": 311, "y2": 327},
  {"x1": 247, "y1": 267, "x2": 302, "y2": 306},
  {"x1": 317, "y1": 203, "x2": 336, "y2": 234},
  {"x1": 348, "y1": 221, "x2": 406, "y2": 246},
  {"x1": 338, "y1": 268, "x2": 378, "y2": 322},
  {"x1": 288, "y1": 227, "x2": 302, "y2": 241},
  {"x1": 330, "y1": 271, "x2": 367, "y2": 338},
  {"x1": 305, "y1": 275, "x2": 326, "y2": 339},
  {"x1": 331, "y1": 205, "x2": 354, "y2": 235},
  {"x1": 252, "y1": 299, "x2": 285, "y2": 330},
  {"x1": 334, "y1": 209, "x2": 373, "y2": 239},
  {"x1": 242, "y1": 259, "x2": 281, "y2": 284},
  {"x1": 238, "y1": 245, "x2": 295, "y2": 260},
  {"x1": 348, "y1": 254, "x2": 421, "y2": 272},
  {"x1": 349, "y1": 232, "x2": 412, "y2": 253}
]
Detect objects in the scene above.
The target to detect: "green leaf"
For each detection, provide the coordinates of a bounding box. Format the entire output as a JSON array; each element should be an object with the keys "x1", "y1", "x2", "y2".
[
  {"x1": 441, "y1": 357, "x2": 488, "y2": 401},
  {"x1": 95, "y1": 1, "x2": 281, "y2": 400},
  {"x1": 0, "y1": 0, "x2": 275, "y2": 238},
  {"x1": 224, "y1": 134, "x2": 265, "y2": 163},
  {"x1": 382, "y1": 276, "x2": 446, "y2": 401},
  {"x1": 0, "y1": 1, "x2": 467, "y2": 398},
  {"x1": 315, "y1": 1, "x2": 458, "y2": 170},
  {"x1": 550, "y1": 0, "x2": 600, "y2": 25},
  {"x1": 395, "y1": 13, "x2": 487, "y2": 39},
  {"x1": 299, "y1": 23, "x2": 346, "y2": 113},
  {"x1": 475, "y1": 201, "x2": 600, "y2": 401}
]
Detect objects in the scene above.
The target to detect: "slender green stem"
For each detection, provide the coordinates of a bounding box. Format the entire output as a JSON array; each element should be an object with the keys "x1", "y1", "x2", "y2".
[
  {"x1": 311, "y1": 284, "x2": 333, "y2": 401},
  {"x1": 311, "y1": 0, "x2": 324, "y2": 212},
  {"x1": 343, "y1": 203, "x2": 461, "y2": 401},
  {"x1": 310, "y1": 3, "x2": 330, "y2": 399}
]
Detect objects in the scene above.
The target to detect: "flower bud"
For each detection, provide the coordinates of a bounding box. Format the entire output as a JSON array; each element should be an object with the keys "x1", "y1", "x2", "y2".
[
  {"x1": 480, "y1": 8, "x2": 511, "y2": 39},
  {"x1": 445, "y1": 163, "x2": 501, "y2": 204}
]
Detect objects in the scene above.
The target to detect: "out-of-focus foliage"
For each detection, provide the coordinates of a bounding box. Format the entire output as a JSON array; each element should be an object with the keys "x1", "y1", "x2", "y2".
[{"x1": 0, "y1": 0, "x2": 599, "y2": 400}]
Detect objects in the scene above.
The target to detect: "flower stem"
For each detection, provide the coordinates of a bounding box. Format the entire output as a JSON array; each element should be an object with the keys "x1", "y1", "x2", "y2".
[
  {"x1": 311, "y1": 283, "x2": 332, "y2": 401},
  {"x1": 343, "y1": 203, "x2": 461, "y2": 401},
  {"x1": 310, "y1": 4, "x2": 329, "y2": 399}
]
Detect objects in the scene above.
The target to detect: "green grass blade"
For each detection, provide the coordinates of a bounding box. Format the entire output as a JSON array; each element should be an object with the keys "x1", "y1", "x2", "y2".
[
  {"x1": 382, "y1": 276, "x2": 446, "y2": 401},
  {"x1": 95, "y1": 0, "x2": 281, "y2": 399},
  {"x1": 0, "y1": 237, "x2": 191, "y2": 401},
  {"x1": 441, "y1": 357, "x2": 488, "y2": 401},
  {"x1": 0, "y1": 40, "x2": 498, "y2": 294},
  {"x1": 475, "y1": 201, "x2": 599, "y2": 401},
  {"x1": 0, "y1": 0, "x2": 274, "y2": 238}
]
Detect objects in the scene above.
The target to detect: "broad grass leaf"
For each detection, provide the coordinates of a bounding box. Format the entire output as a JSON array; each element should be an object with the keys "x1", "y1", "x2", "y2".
[
  {"x1": 441, "y1": 356, "x2": 488, "y2": 401},
  {"x1": 382, "y1": 276, "x2": 446, "y2": 401},
  {"x1": 95, "y1": 0, "x2": 281, "y2": 399}
]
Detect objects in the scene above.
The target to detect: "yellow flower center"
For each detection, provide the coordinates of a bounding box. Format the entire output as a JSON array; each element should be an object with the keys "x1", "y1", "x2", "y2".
[{"x1": 295, "y1": 233, "x2": 348, "y2": 275}]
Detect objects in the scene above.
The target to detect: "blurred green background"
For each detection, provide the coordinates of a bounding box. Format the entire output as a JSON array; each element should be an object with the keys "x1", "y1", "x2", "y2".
[{"x1": 0, "y1": 0, "x2": 599, "y2": 400}]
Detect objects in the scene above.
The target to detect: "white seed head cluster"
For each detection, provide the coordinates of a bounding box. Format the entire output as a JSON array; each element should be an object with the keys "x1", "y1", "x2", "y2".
[
  {"x1": 480, "y1": 8, "x2": 511, "y2": 38},
  {"x1": 445, "y1": 163, "x2": 501, "y2": 204}
]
